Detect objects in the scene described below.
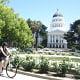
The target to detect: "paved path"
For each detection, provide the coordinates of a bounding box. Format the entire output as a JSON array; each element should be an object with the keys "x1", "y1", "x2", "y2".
[
  {"x1": 0, "y1": 70, "x2": 76, "y2": 80},
  {"x1": 0, "y1": 70, "x2": 47, "y2": 80}
]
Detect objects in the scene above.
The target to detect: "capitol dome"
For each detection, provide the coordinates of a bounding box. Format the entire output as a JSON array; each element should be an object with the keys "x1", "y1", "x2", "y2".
[
  {"x1": 53, "y1": 9, "x2": 63, "y2": 17},
  {"x1": 50, "y1": 9, "x2": 65, "y2": 31},
  {"x1": 47, "y1": 9, "x2": 67, "y2": 49}
]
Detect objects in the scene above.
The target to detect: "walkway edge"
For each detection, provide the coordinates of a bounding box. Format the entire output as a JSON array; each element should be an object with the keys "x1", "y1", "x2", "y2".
[{"x1": 17, "y1": 70, "x2": 75, "y2": 80}]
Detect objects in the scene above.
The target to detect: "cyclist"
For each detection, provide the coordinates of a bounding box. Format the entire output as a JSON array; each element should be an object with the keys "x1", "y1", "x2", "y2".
[{"x1": 0, "y1": 42, "x2": 10, "y2": 75}]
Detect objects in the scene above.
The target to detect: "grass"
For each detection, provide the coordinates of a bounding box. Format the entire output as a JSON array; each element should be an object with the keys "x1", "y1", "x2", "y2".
[{"x1": 18, "y1": 53, "x2": 80, "y2": 62}]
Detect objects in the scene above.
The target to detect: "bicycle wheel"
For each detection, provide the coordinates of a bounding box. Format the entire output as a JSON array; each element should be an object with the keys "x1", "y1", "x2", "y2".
[{"x1": 6, "y1": 62, "x2": 18, "y2": 78}]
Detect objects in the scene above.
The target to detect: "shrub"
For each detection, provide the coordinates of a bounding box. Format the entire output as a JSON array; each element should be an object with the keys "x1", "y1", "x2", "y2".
[
  {"x1": 58, "y1": 60, "x2": 68, "y2": 77},
  {"x1": 75, "y1": 64, "x2": 80, "y2": 75},
  {"x1": 67, "y1": 63, "x2": 74, "y2": 72},
  {"x1": 50, "y1": 62, "x2": 59, "y2": 73},
  {"x1": 38, "y1": 45, "x2": 44, "y2": 48},
  {"x1": 38, "y1": 56, "x2": 49, "y2": 73},
  {"x1": 11, "y1": 56, "x2": 22, "y2": 68},
  {"x1": 21, "y1": 56, "x2": 35, "y2": 71},
  {"x1": 26, "y1": 56, "x2": 33, "y2": 60}
]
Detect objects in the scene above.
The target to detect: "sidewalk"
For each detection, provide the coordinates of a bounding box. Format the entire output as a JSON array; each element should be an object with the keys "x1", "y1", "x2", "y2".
[{"x1": 17, "y1": 70, "x2": 76, "y2": 80}]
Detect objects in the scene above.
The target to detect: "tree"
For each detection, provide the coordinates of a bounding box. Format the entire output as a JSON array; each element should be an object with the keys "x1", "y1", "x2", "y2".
[
  {"x1": 27, "y1": 19, "x2": 47, "y2": 48},
  {"x1": 39, "y1": 24, "x2": 47, "y2": 47},
  {"x1": 27, "y1": 19, "x2": 41, "y2": 34},
  {"x1": 27, "y1": 19, "x2": 41, "y2": 50},
  {"x1": 0, "y1": 0, "x2": 10, "y2": 5},
  {"x1": 0, "y1": 4, "x2": 33, "y2": 49},
  {"x1": 64, "y1": 20, "x2": 80, "y2": 50}
]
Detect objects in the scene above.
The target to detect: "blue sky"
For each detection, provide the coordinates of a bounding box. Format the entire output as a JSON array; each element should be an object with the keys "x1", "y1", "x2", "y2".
[{"x1": 8, "y1": 0, "x2": 80, "y2": 31}]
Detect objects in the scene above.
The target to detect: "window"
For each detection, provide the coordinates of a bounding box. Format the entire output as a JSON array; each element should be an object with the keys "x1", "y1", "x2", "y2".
[
  {"x1": 59, "y1": 45, "x2": 61, "y2": 48},
  {"x1": 53, "y1": 35, "x2": 54, "y2": 42},
  {"x1": 56, "y1": 39, "x2": 58, "y2": 43},
  {"x1": 62, "y1": 45, "x2": 64, "y2": 48},
  {"x1": 50, "y1": 44, "x2": 51, "y2": 48}
]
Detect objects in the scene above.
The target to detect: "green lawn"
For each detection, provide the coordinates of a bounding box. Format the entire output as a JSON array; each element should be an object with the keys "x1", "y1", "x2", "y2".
[{"x1": 18, "y1": 53, "x2": 80, "y2": 63}]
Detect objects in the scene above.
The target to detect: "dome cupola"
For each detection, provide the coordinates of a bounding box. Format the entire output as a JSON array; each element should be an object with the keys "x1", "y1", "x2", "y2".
[
  {"x1": 53, "y1": 9, "x2": 63, "y2": 17},
  {"x1": 50, "y1": 9, "x2": 66, "y2": 31}
]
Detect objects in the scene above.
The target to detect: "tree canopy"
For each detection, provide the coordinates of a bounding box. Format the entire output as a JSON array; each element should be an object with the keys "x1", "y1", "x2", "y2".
[
  {"x1": 0, "y1": 0, "x2": 10, "y2": 5},
  {"x1": 27, "y1": 19, "x2": 42, "y2": 34},
  {"x1": 27, "y1": 18, "x2": 47, "y2": 47},
  {"x1": 64, "y1": 20, "x2": 80, "y2": 50},
  {"x1": 0, "y1": 4, "x2": 33, "y2": 49}
]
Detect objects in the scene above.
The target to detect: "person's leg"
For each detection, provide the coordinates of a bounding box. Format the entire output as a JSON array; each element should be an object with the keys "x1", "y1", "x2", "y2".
[
  {"x1": 3, "y1": 56, "x2": 9, "y2": 69},
  {"x1": 0, "y1": 60, "x2": 3, "y2": 74}
]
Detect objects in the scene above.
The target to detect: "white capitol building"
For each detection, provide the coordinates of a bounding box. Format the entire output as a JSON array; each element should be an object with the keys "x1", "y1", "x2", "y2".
[{"x1": 47, "y1": 10, "x2": 67, "y2": 48}]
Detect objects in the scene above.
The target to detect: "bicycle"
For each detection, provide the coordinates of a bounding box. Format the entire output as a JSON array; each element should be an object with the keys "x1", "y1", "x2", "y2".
[{"x1": 5, "y1": 55, "x2": 18, "y2": 78}]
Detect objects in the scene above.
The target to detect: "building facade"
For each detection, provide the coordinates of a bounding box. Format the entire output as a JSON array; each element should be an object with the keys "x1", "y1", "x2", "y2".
[{"x1": 47, "y1": 10, "x2": 67, "y2": 48}]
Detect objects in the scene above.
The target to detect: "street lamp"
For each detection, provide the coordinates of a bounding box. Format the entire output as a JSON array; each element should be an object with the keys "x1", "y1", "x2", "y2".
[
  {"x1": 35, "y1": 30, "x2": 39, "y2": 51},
  {"x1": 35, "y1": 21, "x2": 41, "y2": 51}
]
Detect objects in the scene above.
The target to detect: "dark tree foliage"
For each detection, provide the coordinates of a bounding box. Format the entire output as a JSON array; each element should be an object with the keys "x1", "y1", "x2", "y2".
[
  {"x1": 64, "y1": 20, "x2": 80, "y2": 50},
  {"x1": 0, "y1": 0, "x2": 10, "y2": 5},
  {"x1": 27, "y1": 19, "x2": 47, "y2": 48}
]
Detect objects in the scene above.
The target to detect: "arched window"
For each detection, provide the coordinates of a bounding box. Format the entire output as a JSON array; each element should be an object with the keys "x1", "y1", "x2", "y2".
[
  {"x1": 62, "y1": 45, "x2": 64, "y2": 48},
  {"x1": 56, "y1": 39, "x2": 58, "y2": 43},
  {"x1": 59, "y1": 45, "x2": 61, "y2": 48}
]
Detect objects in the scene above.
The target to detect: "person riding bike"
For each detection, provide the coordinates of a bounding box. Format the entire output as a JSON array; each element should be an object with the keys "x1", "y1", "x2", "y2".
[{"x1": 0, "y1": 42, "x2": 10, "y2": 75}]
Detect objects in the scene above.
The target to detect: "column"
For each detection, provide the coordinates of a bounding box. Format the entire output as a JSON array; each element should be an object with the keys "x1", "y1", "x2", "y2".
[
  {"x1": 55, "y1": 35, "x2": 56, "y2": 48},
  {"x1": 61, "y1": 45, "x2": 62, "y2": 48},
  {"x1": 55, "y1": 44, "x2": 56, "y2": 48},
  {"x1": 51, "y1": 35, "x2": 53, "y2": 48},
  {"x1": 50, "y1": 35, "x2": 52, "y2": 48},
  {"x1": 47, "y1": 34, "x2": 50, "y2": 47},
  {"x1": 58, "y1": 45, "x2": 59, "y2": 48},
  {"x1": 53, "y1": 35, "x2": 54, "y2": 43},
  {"x1": 64, "y1": 44, "x2": 67, "y2": 49},
  {"x1": 51, "y1": 44, "x2": 52, "y2": 48},
  {"x1": 57, "y1": 35, "x2": 59, "y2": 48},
  {"x1": 48, "y1": 34, "x2": 50, "y2": 43}
]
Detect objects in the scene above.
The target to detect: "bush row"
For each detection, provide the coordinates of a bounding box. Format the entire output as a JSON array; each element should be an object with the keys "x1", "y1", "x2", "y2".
[{"x1": 12, "y1": 55, "x2": 80, "y2": 77}]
